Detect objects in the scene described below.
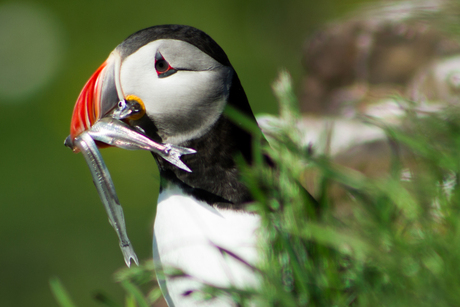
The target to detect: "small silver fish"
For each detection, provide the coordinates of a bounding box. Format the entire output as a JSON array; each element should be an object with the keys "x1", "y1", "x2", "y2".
[
  {"x1": 88, "y1": 117, "x2": 196, "y2": 172},
  {"x1": 73, "y1": 131, "x2": 139, "y2": 267}
]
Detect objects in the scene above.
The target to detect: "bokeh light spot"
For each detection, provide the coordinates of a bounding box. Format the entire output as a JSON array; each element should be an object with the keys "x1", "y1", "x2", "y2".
[{"x1": 0, "y1": 3, "x2": 66, "y2": 103}]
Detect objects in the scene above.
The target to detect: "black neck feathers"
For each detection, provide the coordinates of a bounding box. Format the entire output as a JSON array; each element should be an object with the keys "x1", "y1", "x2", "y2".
[{"x1": 154, "y1": 72, "x2": 258, "y2": 210}]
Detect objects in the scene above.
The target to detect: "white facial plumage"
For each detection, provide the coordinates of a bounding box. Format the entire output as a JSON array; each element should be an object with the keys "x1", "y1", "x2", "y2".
[{"x1": 119, "y1": 39, "x2": 233, "y2": 144}]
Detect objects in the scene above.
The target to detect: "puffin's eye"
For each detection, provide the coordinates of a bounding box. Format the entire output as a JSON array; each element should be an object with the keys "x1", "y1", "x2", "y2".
[
  {"x1": 155, "y1": 59, "x2": 169, "y2": 72},
  {"x1": 154, "y1": 53, "x2": 177, "y2": 78}
]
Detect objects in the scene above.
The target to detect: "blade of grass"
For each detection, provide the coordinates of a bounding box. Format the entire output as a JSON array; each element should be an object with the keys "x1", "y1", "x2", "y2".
[
  {"x1": 120, "y1": 280, "x2": 149, "y2": 307},
  {"x1": 49, "y1": 277, "x2": 78, "y2": 307}
]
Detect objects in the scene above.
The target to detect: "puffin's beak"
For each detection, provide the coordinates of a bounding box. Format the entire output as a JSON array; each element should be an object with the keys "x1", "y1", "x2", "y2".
[{"x1": 66, "y1": 51, "x2": 123, "y2": 152}]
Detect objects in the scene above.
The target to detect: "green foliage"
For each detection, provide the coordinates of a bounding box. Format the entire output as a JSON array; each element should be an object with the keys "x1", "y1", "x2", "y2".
[
  {"x1": 50, "y1": 277, "x2": 78, "y2": 307},
  {"x1": 51, "y1": 261, "x2": 161, "y2": 307},
  {"x1": 238, "y1": 71, "x2": 460, "y2": 306},
  {"x1": 215, "y1": 70, "x2": 460, "y2": 306}
]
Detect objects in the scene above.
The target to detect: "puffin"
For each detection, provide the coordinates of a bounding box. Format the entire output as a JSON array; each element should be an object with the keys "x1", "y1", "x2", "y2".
[{"x1": 66, "y1": 25, "x2": 269, "y2": 306}]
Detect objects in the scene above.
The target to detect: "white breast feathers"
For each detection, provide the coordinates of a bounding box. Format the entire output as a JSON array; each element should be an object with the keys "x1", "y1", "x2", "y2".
[{"x1": 153, "y1": 185, "x2": 260, "y2": 307}]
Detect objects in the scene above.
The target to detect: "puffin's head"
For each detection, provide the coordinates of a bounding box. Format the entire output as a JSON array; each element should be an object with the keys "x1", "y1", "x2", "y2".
[
  {"x1": 64, "y1": 25, "x2": 260, "y2": 266},
  {"x1": 67, "y1": 25, "x2": 237, "y2": 151}
]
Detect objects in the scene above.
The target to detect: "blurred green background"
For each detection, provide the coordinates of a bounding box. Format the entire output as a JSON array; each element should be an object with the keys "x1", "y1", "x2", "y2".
[{"x1": 0, "y1": 0, "x2": 375, "y2": 306}]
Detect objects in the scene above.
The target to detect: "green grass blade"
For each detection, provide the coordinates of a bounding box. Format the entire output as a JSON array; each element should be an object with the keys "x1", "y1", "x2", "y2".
[
  {"x1": 49, "y1": 277, "x2": 78, "y2": 307},
  {"x1": 120, "y1": 280, "x2": 149, "y2": 307}
]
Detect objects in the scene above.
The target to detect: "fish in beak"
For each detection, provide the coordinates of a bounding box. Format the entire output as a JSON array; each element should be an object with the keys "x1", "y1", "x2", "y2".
[{"x1": 65, "y1": 50, "x2": 196, "y2": 267}]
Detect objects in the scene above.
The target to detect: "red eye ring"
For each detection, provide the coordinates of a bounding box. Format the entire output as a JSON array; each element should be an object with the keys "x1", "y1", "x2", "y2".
[
  {"x1": 155, "y1": 59, "x2": 169, "y2": 73},
  {"x1": 154, "y1": 55, "x2": 177, "y2": 78}
]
